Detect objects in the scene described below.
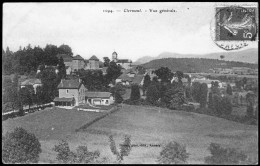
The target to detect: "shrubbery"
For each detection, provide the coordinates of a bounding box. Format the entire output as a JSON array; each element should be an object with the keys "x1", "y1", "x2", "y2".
[
  {"x1": 109, "y1": 135, "x2": 132, "y2": 163},
  {"x1": 205, "y1": 143, "x2": 247, "y2": 164},
  {"x1": 53, "y1": 140, "x2": 100, "y2": 163},
  {"x1": 157, "y1": 141, "x2": 189, "y2": 164},
  {"x1": 2, "y1": 127, "x2": 42, "y2": 163}
]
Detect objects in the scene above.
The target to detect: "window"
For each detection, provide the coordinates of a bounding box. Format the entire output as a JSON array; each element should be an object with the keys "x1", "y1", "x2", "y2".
[
  {"x1": 66, "y1": 89, "x2": 69, "y2": 94},
  {"x1": 105, "y1": 100, "x2": 109, "y2": 104}
]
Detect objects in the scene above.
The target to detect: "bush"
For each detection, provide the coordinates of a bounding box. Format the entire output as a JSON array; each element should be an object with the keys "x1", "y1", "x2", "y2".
[
  {"x1": 220, "y1": 96, "x2": 233, "y2": 116},
  {"x1": 109, "y1": 135, "x2": 132, "y2": 163},
  {"x1": 130, "y1": 84, "x2": 140, "y2": 101},
  {"x1": 199, "y1": 83, "x2": 208, "y2": 108},
  {"x1": 146, "y1": 84, "x2": 160, "y2": 105},
  {"x1": 205, "y1": 143, "x2": 247, "y2": 164},
  {"x1": 53, "y1": 140, "x2": 100, "y2": 163},
  {"x1": 2, "y1": 127, "x2": 42, "y2": 163},
  {"x1": 115, "y1": 91, "x2": 123, "y2": 104},
  {"x1": 157, "y1": 141, "x2": 189, "y2": 164}
]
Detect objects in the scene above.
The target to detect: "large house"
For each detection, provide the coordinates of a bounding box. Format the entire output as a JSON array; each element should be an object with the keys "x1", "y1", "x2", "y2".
[
  {"x1": 56, "y1": 54, "x2": 101, "y2": 73},
  {"x1": 112, "y1": 51, "x2": 132, "y2": 70},
  {"x1": 54, "y1": 79, "x2": 87, "y2": 106},
  {"x1": 85, "y1": 92, "x2": 114, "y2": 105},
  {"x1": 85, "y1": 55, "x2": 100, "y2": 70}
]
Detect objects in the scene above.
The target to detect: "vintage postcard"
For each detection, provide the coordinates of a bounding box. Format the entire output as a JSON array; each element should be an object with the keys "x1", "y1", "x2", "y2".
[{"x1": 2, "y1": 2, "x2": 258, "y2": 164}]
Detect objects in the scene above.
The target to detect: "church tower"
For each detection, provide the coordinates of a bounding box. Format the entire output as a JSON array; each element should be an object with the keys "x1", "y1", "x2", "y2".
[{"x1": 112, "y1": 51, "x2": 118, "y2": 62}]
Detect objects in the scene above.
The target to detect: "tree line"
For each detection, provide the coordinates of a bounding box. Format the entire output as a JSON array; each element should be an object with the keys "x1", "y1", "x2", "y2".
[{"x1": 2, "y1": 44, "x2": 73, "y2": 75}]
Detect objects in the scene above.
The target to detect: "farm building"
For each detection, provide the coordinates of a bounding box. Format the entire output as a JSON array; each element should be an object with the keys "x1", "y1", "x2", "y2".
[{"x1": 85, "y1": 92, "x2": 114, "y2": 106}]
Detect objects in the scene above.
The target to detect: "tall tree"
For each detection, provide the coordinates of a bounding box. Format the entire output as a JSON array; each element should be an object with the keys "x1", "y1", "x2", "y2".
[
  {"x1": 175, "y1": 71, "x2": 184, "y2": 83},
  {"x1": 142, "y1": 74, "x2": 151, "y2": 96},
  {"x1": 44, "y1": 44, "x2": 59, "y2": 66},
  {"x1": 199, "y1": 83, "x2": 208, "y2": 108},
  {"x1": 146, "y1": 84, "x2": 160, "y2": 105},
  {"x1": 58, "y1": 44, "x2": 73, "y2": 56},
  {"x1": 226, "y1": 84, "x2": 233, "y2": 95},
  {"x1": 106, "y1": 61, "x2": 122, "y2": 83},
  {"x1": 57, "y1": 57, "x2": 66, "y2": 79},
  {"x1": 103, "y1": 57, "x2": 110, "y2": 67},
  {"x1": 191, "y1": 82, "x2": 201, "y2": 103},
  {"x1": 154, "y1": 67, "x2": 173, "y2": 83},
  {"x1": 19, "y1": 85, "x2": 35, "y2": 109},
  {"x1": 130, "y1": 84, "x2": 140, "y2": 101}
]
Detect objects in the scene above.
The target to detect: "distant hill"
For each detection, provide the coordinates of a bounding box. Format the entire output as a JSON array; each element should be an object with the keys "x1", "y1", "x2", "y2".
[
  {"x1": 133, "y1": 56, "x2": 154, "y2": 65},
  {"x1": 134, "y1": 48, "x2": 258, "y2": 65},
  {"x1": 142, "y1": 58, "x2": 258, "y2": 73},
  {"x1": 200, "y1": 48, "x2": 258, "y2": 64}
]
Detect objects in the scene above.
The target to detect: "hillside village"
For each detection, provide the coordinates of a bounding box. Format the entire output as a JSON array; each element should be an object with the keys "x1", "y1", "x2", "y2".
[{"x1": 2, "y1": 45, "x2": 259, "y2": 164}]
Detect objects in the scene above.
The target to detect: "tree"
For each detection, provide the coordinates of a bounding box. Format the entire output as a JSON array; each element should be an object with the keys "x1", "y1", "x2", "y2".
[
  {"x1": 103, "y1": 57, "x2": 110, "y2": 67},
  {"x1": 142, "y1": 74, "x2": 151, "y2": 95},
  {"x1": 53, "y1": 140, "x2": 75, "y2": 163},
  {"x1": 130, "y1": 84, "x2": 140, "y2": 101},
  {"x1": 175, "y1": 71, "x2": 184, "y2": 83},
  {"x1": 208, "y1": 92, "x2": 214, "y2": 109},
  {"x1": 157, "y1": 141, "x2": 189, "y2": 164},
  {"x1": 19, "y1": 85, "x2": 35, "y2": 109},
  {"x1": 136, "y1": 65, "x2": 146, "y2": 75},
  {"x1": 57, "y1": 57, "x2": 66, "y2": 79},
  {"x1": 106, "y1": 61, "x2": 122, "y2": 83},
  {"x1": 2, "y1": 127, "x2": 42, "y2": 163},
  {"x1": 109, "y1": 135, "x2": 131, "y2": 163},
  {"x1": 154, "y1": 67, "x2": 173, "y2": 83},
  {"x1": 146, "y1": 84, "x2": 160, "y2": 105},
  {"x1": 226, "y1": 84, "x2": 233, "y2": 95},
  {"x1": 191, "y1": 82, "x2": 201, "y2": 102},
  {"x1": 246, "y1": 92, "x2": 255, "y2": 118},
  {"x1": 220, "y1": 96, "x2": 233, "y2": 115},
  {"x1": 242, "y1": 77, "x2": 247, "y2": 89},
  {"x1": 220, "y1": 55, "x2": 225, "y2": 60},
  {"x1": 115, "y1": 91, "x2": 123, "y2": 104},
  {"x1": 44, "y1": 44, "x2": 59, "y2": 66},
  {"x1": 35, "y1": 86, "x2": 45, "y2": 106},
  {"x1": 162, "y1": 84, "x2": 186, "y2": 109},
  {"x1": 205, "y1": 143, "x2": 247, "y2": 164},
  {"x1": 58, "y1": 44, "x2": 73, "y2": 56},
  {"x1": 199, "y1": 83, "x2": 208, "y2": 108},
  {"x1": 39, "y1": 67, "x2": 59, "y2": 103}
]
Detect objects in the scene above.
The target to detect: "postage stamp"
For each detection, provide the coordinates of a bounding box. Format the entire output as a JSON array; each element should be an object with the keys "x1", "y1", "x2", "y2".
[{"x1": 210, "y1": 5, "x2": 258, "y2": 51}]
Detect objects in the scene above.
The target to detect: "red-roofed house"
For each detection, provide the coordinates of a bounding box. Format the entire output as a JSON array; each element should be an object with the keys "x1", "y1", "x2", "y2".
[{"x1": 54, "y1": 78, "x2": 87, "y2": 106}]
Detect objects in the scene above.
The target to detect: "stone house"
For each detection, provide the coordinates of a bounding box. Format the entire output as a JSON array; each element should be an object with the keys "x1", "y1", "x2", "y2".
[{"x1": 54, "y1": 79, "x2": 87, "y2": 106}]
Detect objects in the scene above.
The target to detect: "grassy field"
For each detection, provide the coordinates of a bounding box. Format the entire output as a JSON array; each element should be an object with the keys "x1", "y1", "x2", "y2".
[{"x1": 2, "y1": 105, "x2": 258, "y2": 164}]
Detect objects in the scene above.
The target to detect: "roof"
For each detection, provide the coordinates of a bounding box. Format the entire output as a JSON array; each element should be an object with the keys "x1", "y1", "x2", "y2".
[
  {"x1": 117, "y1": 73, "x2": 133, "y2": 81},
  {"x1": 89, "y1": 55, "x2": 99, "y2": 61},
  {"x1": 54, "y1": 97, "x2": 74, "y2": 102},
  {"x1": 56, "y1": 54, "x2": 73, "y2": 62},
  {"x1": 57, "y1": 79, "x2": 82, "y2": 89},
  {"x1": 21, "y1": 79, "x2": 42, "y2": 86},
  {"x1": 117, "y1": 59, "x2": 130, "y2": 63},
  {"x1": 102, "y1": 67, "x2": 108, "y2": 73},
  {"x1": 112, "y1": 51, "x2": 118, "y2": 55},
  {"x1": 73, "y1": 55, "x2": 84, "y2": 60},
  {"x1": 85, "y1": 92, "x2": 111, "y2": 98},
  {"x1": 132, "y1": 75, "x2": 144, "y2": 85},
  {"x1": 193, "y1": 79, "x2": 215, "y2": 84}
]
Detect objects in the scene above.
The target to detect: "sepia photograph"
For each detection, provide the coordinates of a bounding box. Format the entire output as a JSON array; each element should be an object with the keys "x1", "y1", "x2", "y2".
[{"x1": 2, "y1": 2, "x2": 258, "y2": 164}]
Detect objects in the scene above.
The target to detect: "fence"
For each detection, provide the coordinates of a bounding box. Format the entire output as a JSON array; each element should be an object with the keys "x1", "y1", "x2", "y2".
[{"x1": 2, "y1": 103, "x2": 54, "y2": 121}]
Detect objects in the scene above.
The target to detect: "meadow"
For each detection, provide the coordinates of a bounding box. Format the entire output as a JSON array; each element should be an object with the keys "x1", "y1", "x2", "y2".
[{"x1": 2, "y1": 104, "x2": 258, "y2": 164}]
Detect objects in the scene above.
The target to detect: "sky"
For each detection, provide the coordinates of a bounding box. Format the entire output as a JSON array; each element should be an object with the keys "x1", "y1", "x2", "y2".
[{"x1": 3, "y1": 2, "x2": 258, "y2": 61}]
